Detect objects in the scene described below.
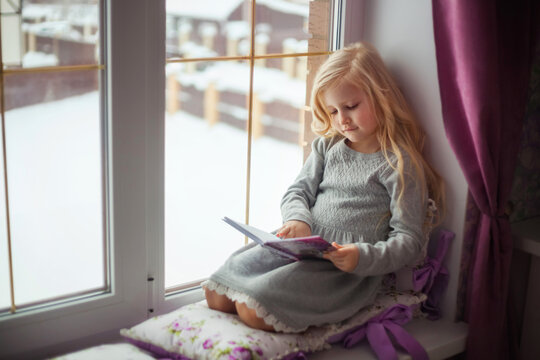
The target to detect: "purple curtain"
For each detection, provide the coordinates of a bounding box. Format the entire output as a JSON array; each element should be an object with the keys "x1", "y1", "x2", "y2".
[{"x1": 431, "y1": 1, "x2": 539, "y2": 359}]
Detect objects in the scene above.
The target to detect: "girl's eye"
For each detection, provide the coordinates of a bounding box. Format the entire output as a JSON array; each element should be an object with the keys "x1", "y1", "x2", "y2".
[
  {"x1": 329, "y1": 109, "x2": 338, "y2": 115},
  {"x1": 346, "y1": 103, "x2": 359, "y2": 110}
]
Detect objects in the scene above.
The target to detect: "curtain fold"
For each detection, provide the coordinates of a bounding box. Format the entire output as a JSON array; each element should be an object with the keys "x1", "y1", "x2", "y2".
[{"x1": 431, "y1": 0, "x2": 538, "y2": 359}]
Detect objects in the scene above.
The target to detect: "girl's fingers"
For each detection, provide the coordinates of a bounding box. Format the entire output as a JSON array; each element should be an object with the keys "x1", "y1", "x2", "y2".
[
  {"x1": 278, "y1": 227, "x2": 297, "y2": 239},
  {"x1": 324, "y1": 243, "x2": 358, "y2": 273},
  {"x1": 277, "y1": 227, "x2": 289, "y2": 237}
]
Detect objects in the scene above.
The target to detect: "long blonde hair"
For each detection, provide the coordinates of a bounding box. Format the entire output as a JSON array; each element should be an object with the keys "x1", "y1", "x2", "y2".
[{"x1": 311, "y1": 42, "x2": 445, "y2": 226}]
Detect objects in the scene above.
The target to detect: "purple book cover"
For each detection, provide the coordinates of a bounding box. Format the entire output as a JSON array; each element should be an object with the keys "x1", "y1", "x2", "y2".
[{"x1": 223, "y1": 217, "x2": 335, "y2": 260}]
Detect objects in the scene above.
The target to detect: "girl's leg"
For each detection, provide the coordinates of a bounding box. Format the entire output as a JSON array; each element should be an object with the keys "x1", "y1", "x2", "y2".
[
  {"x1": 235, "y1": 301, "x2": 275, "y2": 332},
  {"x1": 204, "y1": 287, "x2": 236, "y2": 314}
]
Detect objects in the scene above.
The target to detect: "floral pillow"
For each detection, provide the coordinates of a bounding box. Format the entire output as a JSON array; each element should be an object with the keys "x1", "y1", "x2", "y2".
[{"x1": 120, "y1": 290, "x2": 426, "y2": 360}]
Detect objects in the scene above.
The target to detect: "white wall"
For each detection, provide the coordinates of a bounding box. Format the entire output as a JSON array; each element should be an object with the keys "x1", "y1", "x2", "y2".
[{"x1": 345, "y1": 0, "x2": 469, "y2": 321}]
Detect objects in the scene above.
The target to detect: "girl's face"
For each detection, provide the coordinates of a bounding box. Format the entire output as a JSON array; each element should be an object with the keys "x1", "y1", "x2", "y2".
[{"x1": 323, "y1": 81, "x2": 380, "y2": 153}]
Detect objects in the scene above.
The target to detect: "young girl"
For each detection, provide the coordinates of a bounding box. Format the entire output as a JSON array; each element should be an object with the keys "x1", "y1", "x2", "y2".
[{"x1": 203, "y1": 42, "x2": 444, "y2": 333}]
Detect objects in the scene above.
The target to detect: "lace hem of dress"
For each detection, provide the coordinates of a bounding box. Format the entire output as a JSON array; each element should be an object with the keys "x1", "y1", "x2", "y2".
[{"x1": 202, "y1": 279, "x2": 307, "y2": 333}]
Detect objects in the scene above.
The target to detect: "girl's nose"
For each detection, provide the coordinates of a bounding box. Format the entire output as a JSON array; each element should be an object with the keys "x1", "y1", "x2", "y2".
[{"x1": 338, "y1": 112, "x2": 351, "y2": 124}]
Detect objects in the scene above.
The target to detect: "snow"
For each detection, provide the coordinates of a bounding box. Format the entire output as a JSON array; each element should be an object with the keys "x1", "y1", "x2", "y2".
[
  {"x1": 256, "y1": 33, "x2": 270, "y2": 44},
  {"x1": 180, "y1": 41, "x2": 218, "y2": 58},
  {"x1": 283, "y1": 38, "x2": 308, "y2": 52},
  {"x1": 166, "y1": 0, "x2": 243, "y2": 21},
  {"x1": 179, "y1": 21, "x2": 193, "y2": 34},
  {"x1": 165, "y1": 110, "x2": 303, "y2": 286},
  {"x1": 255, "y1": 23, "x2": 272, "y2": 34},
  {"x1": 0, "y1": 91, "x2": 303, "y2": 307},
  {"x1": 0, "y1": 92, "x2": 103, "y2": 308},
  {"x1": 165, "y1": 0, "x2": 309, "y2": 21},
  {"x1": 22, "y1": 51, "x2": 59, "y2": 68},
  {"x1": 24, "y1": 21, "x2": 93, "y2": 43},
  {"x1": 239, "y1": 39, "x2": 250, "y2": 56},
  {"x1": 167, "y1": 0, "x2": 309, "y2": 21},
  {"x1": 257, "y1": 0, "x2": 310, "y2": 17},
  {"x1": 199, "y1": 22, "x2": 218, "y2": 37},
  {"x1": 22, "y1": 4, "x2": 57, "y2": 21},
  {"x1": 172, "y1": 62, "x2": 307, "y2": 108},
  {"x1": 22, "y1": 4, "x2": 99, "y2": 28},
  {"x1": 21, "y1": 4, "x2": 98, "y2": 44},
  {"x1": 297, "y1": 39, "x2": 308, "y2": 52},
  {"x1": 225, "y1": 21, "x2": 250, "y2": 40},
  {"x1": 26, "y1": 20, "x2": 70, "y2": 36}
]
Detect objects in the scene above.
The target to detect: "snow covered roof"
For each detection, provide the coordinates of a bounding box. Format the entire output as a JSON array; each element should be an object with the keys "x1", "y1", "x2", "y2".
[
  {"x1": 257, "y1": 0, "x2": 309, "y2": 18},
  {"x1": 166, "y1": 0, "x2": 243, "y2": 21},
  {"x1": 22, "y1": 4, "x2": 98, "y2": 27},
  {"x1": 166, "y1": 0, "x2": 309, "y2": 21}
]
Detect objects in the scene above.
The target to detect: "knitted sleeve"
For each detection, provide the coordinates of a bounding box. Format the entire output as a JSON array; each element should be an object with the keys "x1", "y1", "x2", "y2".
[
  {"x1": 280, "y1": 137, "x2": 335, "y2": 229},
  {"x1": 352, "y1": 154, "x2": 428, "y2": 276}
]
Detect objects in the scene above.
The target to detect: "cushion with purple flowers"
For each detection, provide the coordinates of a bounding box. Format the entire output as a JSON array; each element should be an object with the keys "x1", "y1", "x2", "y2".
[{"x1": 120, "y1": 290, "x2": 426, "y2": 360}]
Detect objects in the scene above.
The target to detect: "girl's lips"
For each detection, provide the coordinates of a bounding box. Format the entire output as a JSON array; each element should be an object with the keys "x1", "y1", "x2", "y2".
[{"x1": 344, "y1": 127, "x2": 358, "y2": 132}]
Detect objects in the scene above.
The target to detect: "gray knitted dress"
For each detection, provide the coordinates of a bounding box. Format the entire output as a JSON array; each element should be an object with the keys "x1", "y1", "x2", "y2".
[{"x1": 204, "y1": 136, "x2": 427, "y2": 332}]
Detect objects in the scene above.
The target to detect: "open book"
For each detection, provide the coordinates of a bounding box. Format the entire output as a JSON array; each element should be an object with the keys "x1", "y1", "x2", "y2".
[{"x1": 223, "y1": 216, "x2": 336, "y2": 261}]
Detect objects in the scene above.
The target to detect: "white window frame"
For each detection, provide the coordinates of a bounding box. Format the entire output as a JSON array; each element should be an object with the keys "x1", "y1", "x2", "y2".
[
  {"x1": 0, "y1": 0, "x2": 158, "y2": 357},
  {"x1": 0, "y1": 1, "x2": 352, "y2": 358}
]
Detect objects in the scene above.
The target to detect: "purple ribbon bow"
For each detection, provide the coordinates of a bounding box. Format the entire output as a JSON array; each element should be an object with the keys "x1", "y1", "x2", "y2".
[
  {"x1": 413, "y1": 229, "x2": 454, "y2": 320},
  {"x1": 328, "y1": 304, "x2": 428, "y2": 360}
]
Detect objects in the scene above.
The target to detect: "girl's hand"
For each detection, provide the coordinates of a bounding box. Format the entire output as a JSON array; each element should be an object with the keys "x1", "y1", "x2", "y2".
[
  {"x1": 276, "y1": 220, "x2": 311, "y2": 239},
  {"x1": 323, "y1": 242, "x2": 359, "y2": 273}
]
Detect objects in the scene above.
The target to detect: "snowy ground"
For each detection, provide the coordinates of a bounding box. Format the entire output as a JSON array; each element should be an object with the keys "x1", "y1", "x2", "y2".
[
  {"x1": 0, "y1": 91, "x2": 303, "y2": 308},
  {"x1": 165, "y1": 110, "x2": 303, "y2": 286}
]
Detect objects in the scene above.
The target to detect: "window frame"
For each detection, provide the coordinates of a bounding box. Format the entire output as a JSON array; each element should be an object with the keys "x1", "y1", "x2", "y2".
[{"x1": 0, "y1": 0, "x2": 158, "y2": 357}]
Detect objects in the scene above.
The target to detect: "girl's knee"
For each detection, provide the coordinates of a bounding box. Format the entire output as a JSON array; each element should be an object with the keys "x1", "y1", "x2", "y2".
[
  {"x1": 235, "y1": 302, "x2": 275, "y2": 332},
  {"x1": 204, "y1": 288, "x2": 236, "y2": 314}
]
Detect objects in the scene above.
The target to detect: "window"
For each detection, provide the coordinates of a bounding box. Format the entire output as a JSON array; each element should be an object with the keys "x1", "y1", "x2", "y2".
[
  {"x1": 163, "y1": 0, "x2": 335, "y2": 293},
  {"x1": 0, "y1": 0, "x2": 106, "y2": 314},
  {"x1": 0, "y1": 1, "x2": 150, "y2": 357},
  {"x1": 0, "y1": 1, "x2": 342, "y2": 358}
]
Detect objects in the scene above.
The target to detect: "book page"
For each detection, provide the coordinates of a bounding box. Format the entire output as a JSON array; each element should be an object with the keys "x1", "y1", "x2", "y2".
[{"x1": 222, "y1": 217, "x2": 278, "y2": 245}]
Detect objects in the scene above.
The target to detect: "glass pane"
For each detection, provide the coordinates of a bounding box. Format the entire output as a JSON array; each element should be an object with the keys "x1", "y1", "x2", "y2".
[
  {"x1": 165, "y1": 60, "x2": 250, "y2": 289},
  {"x1": 166, "y1": 0, "x2": 251, "y2": 59},
  {"x1": 5, "y1": 0, "x2": 101, "y2": 69},
  {"x1": 1, "y1": 0, "x2": 23, "y2": 67},
  {"x1": 249, "y1": 57, "x2": 308, "y2": 230},
  {"x1": 254, "y1": 0, "x2": 310, "y2": 56},
  {"x1": 4, "y1": 70, "x2": 104, "y2": 307}
]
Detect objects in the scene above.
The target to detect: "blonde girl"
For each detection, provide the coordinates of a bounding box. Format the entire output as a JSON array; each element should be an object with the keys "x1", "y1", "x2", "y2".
[
  {"x1": 311, "y1": 42, "x2": 444, "y2": 223},
  {"x1": 203, "y1": 42, "x2": 445, "y2": 333}
]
